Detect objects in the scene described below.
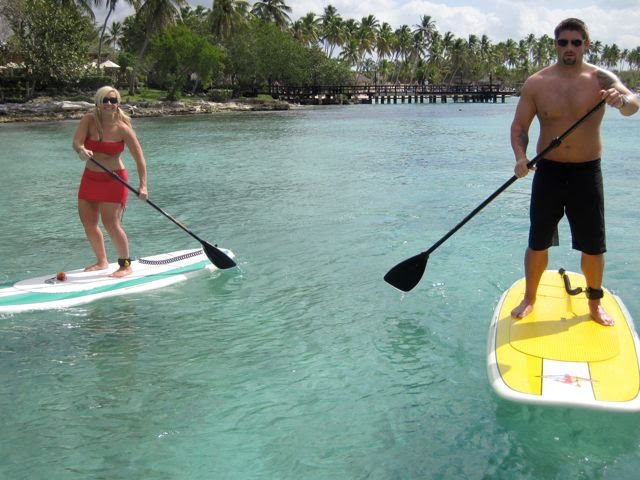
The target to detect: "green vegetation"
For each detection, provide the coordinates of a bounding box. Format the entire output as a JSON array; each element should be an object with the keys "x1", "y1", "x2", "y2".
[
  {"x1": 117, "y1": 87, "x2": 166, "y2": 103},
  {"x1": 1, "y1": 1, "x2": 639, "y2": 101}
]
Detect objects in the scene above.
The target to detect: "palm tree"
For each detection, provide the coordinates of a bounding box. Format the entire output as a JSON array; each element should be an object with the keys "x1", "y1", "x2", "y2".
[
  {"x1": 97, "y1": 0, "x2": 137, "y2": 65},
  {"x1": 524, "y1": 33, "x2": 536, "y2": 64},
  {"x1": 209, "y1": 0, "x2": 249, "y2": 41},
  {"x1": 358, "y1": 15, "x2": 378, "y2": 62},
  {"x1": 128, "y1": 0, "x2": 186, "y2": 94},
  {"x1": 58, "y1": 0, "x2": 97, "y2": 19},
  {"x1": 376, "y1": 22, "x2": 393, "y2": 60},
  {"x1": 251, "y1": 0, "x2": 291, "y2": 30},
  {"x1": 601, "y1": 43, "x2": 621, "y2": 70},
  {"x1": 320, "y1": 5, "x2": 343, "y2": 58},
  {"x1": 105, "y1": 21, "x2": 123, "y2": 49},
  {"x1": 291, "y1": 12, "x2": 321, "y2": 47},
  {"x1": 588, "y1": 40, "x2": 603, "y2": 65},
  {"x1": 620, "y1": 48, "x2": 629, "y2": 70},
  {"x1": 339, "y1": 36, "x2": 360, "y2": 70},
  {"x1": 426, "y1": 31, "x2": 446, "y2": 83},
  {"x1": 180, "y1": 5, "x2": 210, "y2": 34},
  {"x1": 392, "y1": 25, "x2": 412, "y2": 82},
  {"x1": 532, "y1": 34, "x2": 552, "y2": 67},
  {"x1": 413, "y1": 14, "x2": 436, "y2": 53},
  {"x1": 627, "y1": 47, "x2": 640, "y2": 71}
]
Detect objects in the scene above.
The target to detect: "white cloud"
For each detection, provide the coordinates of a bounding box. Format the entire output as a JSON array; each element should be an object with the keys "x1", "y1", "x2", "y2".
[{"x1": 95, "y1": 0, "x2": 640, "y2": 48}]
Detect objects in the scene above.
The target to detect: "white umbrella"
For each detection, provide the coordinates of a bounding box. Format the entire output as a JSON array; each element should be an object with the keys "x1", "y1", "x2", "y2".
[{"x1": 100, "y1": 60, "x2": 120, "y2": 69}]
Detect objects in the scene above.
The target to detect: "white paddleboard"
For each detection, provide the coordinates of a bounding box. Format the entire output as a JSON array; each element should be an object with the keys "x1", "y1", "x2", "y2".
[
  {"x1": 487, "y1": 269, "x2": 640, "y2": 412},
  {"x1": 0, "y1": 248, "x2": 234, "y2": 313}
]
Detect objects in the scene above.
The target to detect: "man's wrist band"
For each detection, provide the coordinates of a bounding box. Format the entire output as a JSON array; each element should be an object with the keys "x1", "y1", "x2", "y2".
[{"x1": 620, "y1": 95, "x2": 629, "y2": 108}]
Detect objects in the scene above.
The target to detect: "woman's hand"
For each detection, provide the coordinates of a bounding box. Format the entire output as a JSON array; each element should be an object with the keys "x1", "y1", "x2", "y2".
[
  {"x1": 138, "y1": 185, "x2": 148, "y2": 201},
  {"x1": 76, "y1": 146, "x2": 93, "y2": 161}
]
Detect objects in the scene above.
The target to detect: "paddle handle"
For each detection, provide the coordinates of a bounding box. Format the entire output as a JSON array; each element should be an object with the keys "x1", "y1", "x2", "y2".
[{"x1": 423, "y1": 99, "x2": 606, "y2": 257}]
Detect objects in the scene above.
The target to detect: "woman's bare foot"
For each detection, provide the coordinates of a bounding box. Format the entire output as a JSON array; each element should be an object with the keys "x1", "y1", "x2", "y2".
[
  {"x1": 110, "y1": 266, "x2": 133, "y2": 278},
  {"x1": 511, "y1": 299, "x2": 534, "y2": 319},
  {"x1": 84, "y1": 263, "x2": 109, "y2": 272},
  {"x1": 589, "y1": 301, "x2": 615, "y2": 326}
]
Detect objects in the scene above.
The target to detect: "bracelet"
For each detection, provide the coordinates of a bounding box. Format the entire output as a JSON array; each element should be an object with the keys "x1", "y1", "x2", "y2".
[{"x1": 620, "y1": 95, "x2": 629, "y2": 108}]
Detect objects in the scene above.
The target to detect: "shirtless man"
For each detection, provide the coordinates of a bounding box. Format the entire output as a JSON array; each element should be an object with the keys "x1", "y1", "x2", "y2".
[{"x1": 510, "y1": 18, "x2": 638, "y2": 325}]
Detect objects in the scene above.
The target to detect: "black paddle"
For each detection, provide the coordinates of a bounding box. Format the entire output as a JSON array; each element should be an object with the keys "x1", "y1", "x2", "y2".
[
  {"x1": 384, "y1": 99, "x2": 606, "y2": 292},
  {"x1": 89, "y1": 157, "x2": 236, "y2": 269}
]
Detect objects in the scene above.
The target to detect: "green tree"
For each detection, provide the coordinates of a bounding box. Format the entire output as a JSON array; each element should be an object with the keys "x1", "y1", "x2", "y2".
[
  {"x1": 320, "y1": 4, "x2": 343, "y2": 58},
  {"x1": 105, "y1": 21, "x2": 123, "y2": 49},
  {"x1": 290, "y1": 12, "x2": 321, "y2": 48},
  {"x1": 4, "y1": 0, "x2": 94, "y2": 97},
  {"x1": 149, "y1": 24, "x2": 224, "y2": 98},
  {"x1": 96, "y1": 0, "x2": 136, "y2": 66},
  {"x1": 125, "y1": 0, "x2": 186, "y2": 94},
  {"x1": 253, "y1": 21, "x2": 306, "y2": 84},
  {"x1": 209, "y1": 0, "x2": 249, "y2": 41},
  {"x1": 180, "y1": 4, "x2": 211, "y2": 33},
  {"x1": 357, "y1": 15, "x2": 378, "y2": 67},
  {"x1": 588, "y1": 40, "x2": 603, "y2": 65},
  {"x1": 251, "y1": 0, "x2": 291, "y2": 30}
]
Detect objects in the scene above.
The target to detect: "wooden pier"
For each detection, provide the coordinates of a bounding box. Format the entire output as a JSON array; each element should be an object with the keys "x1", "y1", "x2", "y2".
[{"x1": 269, "y1": 84, "x2": 517, "y2": 105}]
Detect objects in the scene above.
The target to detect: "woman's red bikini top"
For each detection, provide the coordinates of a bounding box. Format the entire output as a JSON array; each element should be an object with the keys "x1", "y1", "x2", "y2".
[{"x1": 84, "y1": 137, "x2": 125, "y2": 156}]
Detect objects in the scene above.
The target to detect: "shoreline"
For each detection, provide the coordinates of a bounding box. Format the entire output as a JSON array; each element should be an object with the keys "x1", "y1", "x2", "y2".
[{"x1": 0, "y1": 98, "x2": 293, "y2": 123}]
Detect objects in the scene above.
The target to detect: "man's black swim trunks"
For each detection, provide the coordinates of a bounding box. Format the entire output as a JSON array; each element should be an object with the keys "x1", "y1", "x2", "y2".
[{"x1": 529, "y1": 158, "x2": 605, "y2": 255}]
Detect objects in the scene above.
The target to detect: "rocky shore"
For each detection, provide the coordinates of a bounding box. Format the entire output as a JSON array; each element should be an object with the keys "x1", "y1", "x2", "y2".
[{"x1": 0, "y1": 97, "x2": 292, "y2": 123}]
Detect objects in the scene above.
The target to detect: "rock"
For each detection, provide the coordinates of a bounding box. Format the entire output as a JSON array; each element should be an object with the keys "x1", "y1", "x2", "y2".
[{"x1": 0, "y1": 97, "x2": 291, "y2": 123}]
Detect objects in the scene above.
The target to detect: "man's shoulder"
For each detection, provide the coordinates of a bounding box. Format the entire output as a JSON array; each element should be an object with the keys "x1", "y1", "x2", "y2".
[{"x1": 521, "y1": 67, "x2": 553, "y2": 93}]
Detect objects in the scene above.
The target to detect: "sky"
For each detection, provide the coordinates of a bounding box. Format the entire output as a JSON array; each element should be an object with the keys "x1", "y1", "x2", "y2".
[{"x1": 100, "y1": 0, "x2": 640, "y2": 49}]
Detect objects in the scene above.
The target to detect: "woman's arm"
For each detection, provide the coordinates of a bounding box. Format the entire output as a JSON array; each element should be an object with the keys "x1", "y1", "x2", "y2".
[{"x1": 122, "y1": 124, "x2": 148, "y2": 200}]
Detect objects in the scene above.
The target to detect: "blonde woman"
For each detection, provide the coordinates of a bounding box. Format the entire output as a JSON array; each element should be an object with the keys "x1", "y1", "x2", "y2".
[{"x1": 72, "y1": 86, "x2": 148, "y2": 278}]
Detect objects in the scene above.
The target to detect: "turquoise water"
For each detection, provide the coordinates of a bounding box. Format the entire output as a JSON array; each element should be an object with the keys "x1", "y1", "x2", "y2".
[{"x1": 1, "y1": 101, "x2": 640, "y2": 479}]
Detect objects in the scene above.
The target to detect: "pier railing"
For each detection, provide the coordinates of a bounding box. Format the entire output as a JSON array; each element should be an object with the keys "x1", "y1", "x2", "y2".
[{"x1": 269, "y1": 83, "x2": 518, "y2": 105}]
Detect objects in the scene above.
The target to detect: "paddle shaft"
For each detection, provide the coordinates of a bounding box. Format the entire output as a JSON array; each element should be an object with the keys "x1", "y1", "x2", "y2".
[
  {"x1": 419, "y1": 99, "x2": 606, "y2": 258},
  {"x1": 90, "y1": 157, "x2": 208, "y2": 243},
  {"x1": 88, "y1": 157, "x2": 235, "y2": 269}
]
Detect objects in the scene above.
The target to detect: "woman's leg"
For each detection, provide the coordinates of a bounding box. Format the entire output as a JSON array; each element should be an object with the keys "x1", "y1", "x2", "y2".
[
  {"x1": 79, "y1": 199, "x2": 109, "y2": 271},
  {"x1": 100, "y1": 202, "x2": 132, "y2": 278}
]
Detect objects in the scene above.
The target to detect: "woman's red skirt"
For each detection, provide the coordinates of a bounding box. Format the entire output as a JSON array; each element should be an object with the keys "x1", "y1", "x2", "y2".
[{"x1": 78, "y1": 168, "x2": 128, "y2": 206}]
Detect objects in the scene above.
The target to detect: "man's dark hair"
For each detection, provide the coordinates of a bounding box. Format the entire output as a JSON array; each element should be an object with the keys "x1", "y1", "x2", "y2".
[{"x1": 554, "y1": 18, "x2": 590, "y2": 40}]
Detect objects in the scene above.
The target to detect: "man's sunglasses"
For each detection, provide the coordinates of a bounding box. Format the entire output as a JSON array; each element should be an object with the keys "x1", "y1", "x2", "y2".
[
  {"x1": 102, "y1": 97, "x2": 119, "y2": 104},
  {"x1": 557, "y1": 39, "x2": 584, "y2": 47}
]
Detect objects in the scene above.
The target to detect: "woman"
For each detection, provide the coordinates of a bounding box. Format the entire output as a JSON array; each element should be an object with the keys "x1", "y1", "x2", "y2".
[{"x1": 72, "y1": 86, "x2": 148, "y2": 278}]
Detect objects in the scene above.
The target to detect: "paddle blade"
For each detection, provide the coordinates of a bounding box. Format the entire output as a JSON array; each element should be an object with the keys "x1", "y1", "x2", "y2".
[
  {"x1": 384, "y1": 252, "x2": 429, "y2": 292},
  {"x1": 202, "y1": 241, "x2": 236, "y2": 269}
]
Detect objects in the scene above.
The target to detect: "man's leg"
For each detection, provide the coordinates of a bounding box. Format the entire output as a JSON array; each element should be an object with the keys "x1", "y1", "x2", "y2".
[
  {"x1": 581, "y1": 253, "x2": 614, "y2": 326},
  {"x1": 511, "y1": 247, "x2": 548, "y2": 318}
]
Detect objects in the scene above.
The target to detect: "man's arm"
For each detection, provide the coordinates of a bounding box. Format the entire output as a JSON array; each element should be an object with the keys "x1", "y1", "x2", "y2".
[
  {"x1": 511, "y1": 80, "x2": 537, "y2": 178},
  {"x1": 597, "y1": 69, "x2": 639, "y2": 116}
]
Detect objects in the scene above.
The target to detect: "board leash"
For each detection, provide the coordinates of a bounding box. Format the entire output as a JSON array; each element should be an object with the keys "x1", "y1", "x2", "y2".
[{"x1": 138, "y1": 249, "x2": 204, "y2": 265}]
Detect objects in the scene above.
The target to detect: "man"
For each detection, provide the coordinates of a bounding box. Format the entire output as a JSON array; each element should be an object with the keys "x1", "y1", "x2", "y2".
[{"x1": 510, "y1": 18, "x2": 638, "y2": 325}]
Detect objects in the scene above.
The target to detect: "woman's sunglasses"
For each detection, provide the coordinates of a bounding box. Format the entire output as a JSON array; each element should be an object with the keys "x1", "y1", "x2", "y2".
[
  {"x1": 102, "y1": 97, "x2": 119, "y2": 104},
  {"x1": 557, "y1": 39, "x2": 584, "y2": 47}
]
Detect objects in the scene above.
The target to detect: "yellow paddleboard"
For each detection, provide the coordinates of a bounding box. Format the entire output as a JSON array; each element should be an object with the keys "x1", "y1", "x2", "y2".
[{"x1": 487, "y1": 269, "x2": 640, "y2": 411}]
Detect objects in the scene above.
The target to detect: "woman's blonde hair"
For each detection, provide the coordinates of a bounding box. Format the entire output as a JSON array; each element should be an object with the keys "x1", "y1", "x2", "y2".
[{"x1": 93, "y1": 86, "x2": 131, "y2": 139}]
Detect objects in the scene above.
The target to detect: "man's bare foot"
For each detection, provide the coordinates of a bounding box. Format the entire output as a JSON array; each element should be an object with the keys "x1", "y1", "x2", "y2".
[
  {"x1": 589, "y1": 301, "x2": 615, "y2": 326},
  {"x1": 84, "y1": 263, "x2": 109, "y2": 272},
  {"x1": 110, "y1": 266, "x2": 132, "y2": 278},
  {"x1": 511, "y1": 299, "x2": 534, "y2": 319}
]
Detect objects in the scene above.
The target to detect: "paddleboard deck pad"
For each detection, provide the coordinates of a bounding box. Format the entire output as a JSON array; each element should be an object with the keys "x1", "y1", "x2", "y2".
[
  {"x1": 487, "y1": 269, "x2": 640, "y2": 411},
  {"x1": 0, "y1": 248, "x2": 234, "y2": 313}
]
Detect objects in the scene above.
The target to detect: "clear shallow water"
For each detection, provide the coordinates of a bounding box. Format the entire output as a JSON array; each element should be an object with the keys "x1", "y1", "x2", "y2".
[{"x1": 1, "y1": 101, "x2": 640, "y2": 479}]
